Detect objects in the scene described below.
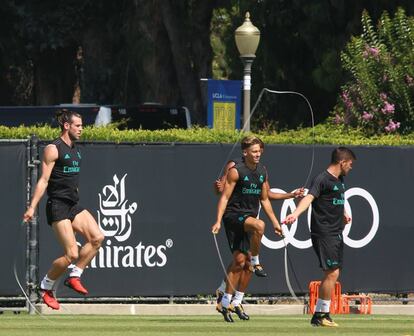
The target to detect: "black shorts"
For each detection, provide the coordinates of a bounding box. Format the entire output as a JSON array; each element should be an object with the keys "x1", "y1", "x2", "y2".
[
  {"x1": 46, "y1": 198, "x2": 85, "y2": 226},
  {"x1": 223, "y1": 213, "x2": 251, "y2": 254},
  {"x1": 311, "y1": 234, "x2": 344, "y2": 271}
]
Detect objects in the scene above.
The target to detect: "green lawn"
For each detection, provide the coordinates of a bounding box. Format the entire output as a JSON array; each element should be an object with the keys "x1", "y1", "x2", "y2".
[{"x1": 0, "y1": 314, "x2": 413, "y2": 336}]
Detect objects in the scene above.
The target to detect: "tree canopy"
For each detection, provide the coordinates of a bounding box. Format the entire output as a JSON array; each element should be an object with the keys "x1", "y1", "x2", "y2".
[{"x1": 1, "y1": 0, "x2": 414, "y2": 128}]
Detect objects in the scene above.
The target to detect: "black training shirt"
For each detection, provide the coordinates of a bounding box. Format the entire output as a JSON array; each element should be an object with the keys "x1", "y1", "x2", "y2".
[
  {"x1": 231, "y1": 157, "x2": 244, "y2": 165},
  {"x1": 225, "y1": 161, "x2": 267, "y2": 217},
  {"x1": 47, "y1": 138, "x2": 81, "y2": 202},
  {"x1": 308, "y1": 170, "x2": 345, "y2": 236}
]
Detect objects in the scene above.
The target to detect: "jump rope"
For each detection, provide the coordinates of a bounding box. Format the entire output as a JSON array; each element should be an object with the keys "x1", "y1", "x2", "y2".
[
  {"x1": 13, "y1": 220, "x2": 58, "y2": 322},
  {"x1": 212, "y1": 88, "x2": 316, "y2": 304},
  {"x1": 14, "y1": 220, "x2": 81, "y2": 320},
  {"x1": 15, "y1": 199, "x2": 79, "y2": 320}
]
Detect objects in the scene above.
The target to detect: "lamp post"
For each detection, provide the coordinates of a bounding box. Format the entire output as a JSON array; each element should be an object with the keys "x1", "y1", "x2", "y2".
[{"x1": 235, "y1": 12, "x2": 260, "y2": 132}]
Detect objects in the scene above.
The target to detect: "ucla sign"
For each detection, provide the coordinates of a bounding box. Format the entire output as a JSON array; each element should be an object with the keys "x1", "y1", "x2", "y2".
[{"x1": 207, "y1": 79, "x2": 242, "y2": 130}]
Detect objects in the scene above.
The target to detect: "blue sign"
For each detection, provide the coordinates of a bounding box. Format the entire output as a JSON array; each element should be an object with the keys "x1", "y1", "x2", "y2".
[{"x1": 207, "y1": 80, "x2": 242, "y2": 130}]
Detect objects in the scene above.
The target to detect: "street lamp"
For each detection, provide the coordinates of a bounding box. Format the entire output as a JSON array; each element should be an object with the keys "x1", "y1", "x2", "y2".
[{"x1": 235, "y1": 12, "x2": 260, "y2": 132}]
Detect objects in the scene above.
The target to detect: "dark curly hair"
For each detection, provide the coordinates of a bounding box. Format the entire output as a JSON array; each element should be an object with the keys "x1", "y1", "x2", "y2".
[
  {"x1": 331, "y1": 147, "x2": 356, "y2": 163},
  {"x1": 56, "y1": 109, "x2": 82, "y2": 130}
]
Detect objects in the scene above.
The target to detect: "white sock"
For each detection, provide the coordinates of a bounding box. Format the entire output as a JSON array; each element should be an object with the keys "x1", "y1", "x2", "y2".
[
  {"x1": 221, "y1": 293, "x2": 233, "y2": 308},
  {"x1": 69, "y1": 266, "x2": 84, "y2": 278},
  {"x1": 232, "y1": 291, "x2": 244, "y2": 307},
  {"x1": 217, "y1": 280, "x2": 226, "y2": 293},
  {"x1": 315, "y1": 298, "x2": 331, "y2": 313},
  {"x1": 250, "y1": 255, "x2": 260, "y2": 266},
  {"x1": 40, "y1": 275, "x2": 55, "y2": 290}
]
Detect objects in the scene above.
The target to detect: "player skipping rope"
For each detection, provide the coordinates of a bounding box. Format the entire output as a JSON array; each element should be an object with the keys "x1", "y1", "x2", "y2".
[{"x1": 212, "y1": 87, "x2": 316, "y2": 303}]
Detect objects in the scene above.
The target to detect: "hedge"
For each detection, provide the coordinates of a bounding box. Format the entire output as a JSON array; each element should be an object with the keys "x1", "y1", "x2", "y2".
[{"x1": 1, "y1": 124, "x2": 414, "y2": 146}]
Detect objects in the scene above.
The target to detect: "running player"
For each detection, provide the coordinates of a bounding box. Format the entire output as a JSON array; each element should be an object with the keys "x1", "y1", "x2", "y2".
[
  {"x1": 23, "y1": 109, "x2": 104, "y2": 310},
  {"x1": 284, "y1": 147, "x2": 356, "y2": 327},
  {"x1": 211, "y1": 135, "x2": 283, "y2": 322}
]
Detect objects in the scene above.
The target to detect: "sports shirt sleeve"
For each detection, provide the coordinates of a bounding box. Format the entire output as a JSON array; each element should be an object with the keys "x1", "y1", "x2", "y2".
[{"x1": 308, "y1": 173, "x2": 325, "y2": 199}]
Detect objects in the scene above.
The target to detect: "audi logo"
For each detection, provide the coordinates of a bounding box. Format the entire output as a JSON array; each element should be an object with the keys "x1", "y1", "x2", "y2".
[{"x1": 262, "y1": 187, "x2": 379, "y2": 249}]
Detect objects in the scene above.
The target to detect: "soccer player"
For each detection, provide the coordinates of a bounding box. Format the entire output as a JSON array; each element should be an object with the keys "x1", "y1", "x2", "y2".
[
  {"x1": 284, "y1": 147, "x2": 356, "y2": 327},
  {"x1": 211, "y1": 135, "x2": 283, "y2": 322},
  {"x1": 213, "y1": 150, "x2": 304, "y2": 320},
  {"x1": 23, "y1": 109, "x2": 104, "y2": 310}
]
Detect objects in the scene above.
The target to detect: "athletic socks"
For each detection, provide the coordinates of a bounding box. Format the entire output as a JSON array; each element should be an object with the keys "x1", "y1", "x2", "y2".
[
  {"x1": 69, "y1": 266, "x2": 84, "y2": 278},
  {"x1": 40, "y1": 275, "x2": 56, "y2": 290},
  {"x1": 232, "y1": 291, "x2": 244, "y2": 307},
  {"x1": 41, "y1": 267, "x2": 84, "y2": 293},
  {"x1": 315, "y1": 298, "x2": 331, "y2": 313},
  {"x1": 250, "y1": 255, "x2": 260, "y2": 266},
  {"x1": 221, "y1": 293, "x2": 233, "y2": 308}
]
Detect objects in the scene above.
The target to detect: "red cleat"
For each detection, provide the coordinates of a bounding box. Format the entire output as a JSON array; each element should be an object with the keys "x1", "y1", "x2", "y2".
[
  {"x1": 64, "y1": 277, "x2": 88, "y2": 295},
  {"x1": 41, "y1": 289, "x2": 60, "y2": 310}
]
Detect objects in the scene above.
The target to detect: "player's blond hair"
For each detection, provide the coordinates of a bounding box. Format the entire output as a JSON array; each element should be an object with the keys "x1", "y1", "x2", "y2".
[{"x1": 241, "y1": 135, "x2": 264, "y2": 150}]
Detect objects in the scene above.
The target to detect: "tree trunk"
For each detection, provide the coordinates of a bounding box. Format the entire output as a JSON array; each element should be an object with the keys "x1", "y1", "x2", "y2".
[
  {"x1": 159, "y1": 0, "x2": 204, "y2": 124},
  {"x1": 190, "y1": 0, "x2": 218, "y2": 109},
  {"x1": 33, "y1": 47, "x2": 77, "y2": 105},
  {"x1": 125, "y1": 0, "x2": 180, "y2": 105}
]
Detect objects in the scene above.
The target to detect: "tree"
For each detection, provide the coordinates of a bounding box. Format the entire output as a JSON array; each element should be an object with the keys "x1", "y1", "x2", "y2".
[
  {"x1": 0, "y1": 0, "x2": 218, "y2": 124},
  {"x1": 2, "y1": 0, "x2": 414, "y2": 128},
  {"x1": 215, "y1": 0, "x2": 414, "y2": 130}
]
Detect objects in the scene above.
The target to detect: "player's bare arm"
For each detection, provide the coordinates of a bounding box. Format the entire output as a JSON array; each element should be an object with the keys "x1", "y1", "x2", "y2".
[
  {"x1": 23, "y1": 144, "x2": 58, "y2": 222},
  {"x1": 212, "y1": 168, "x2": 238, "y2": 234},
  {"x1": 284, "y1": 194, "x2": 315, "y2": 224},
  {"x1": 260, "y1": 181, "x2": 282, "y2": 236},
  {"x1": 343, "y1": 210, "x2": 351, "y2": 224},
  {"x1": 268, "y1": 183, "x2": 305, "y2": 200},
  {"x1": 214, "y1": 161, "x2": 236, "y2": 194}
]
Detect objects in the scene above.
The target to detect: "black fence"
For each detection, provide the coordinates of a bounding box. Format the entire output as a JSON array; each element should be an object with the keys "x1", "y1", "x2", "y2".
[{"x1": 2, "y1": 140, "x2": 413, "y2": 302}]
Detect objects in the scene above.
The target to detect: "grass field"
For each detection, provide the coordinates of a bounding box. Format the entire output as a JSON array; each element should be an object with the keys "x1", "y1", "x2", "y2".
[{"x1": 0, "y1": 314, "x2": 413, "y2": 336}]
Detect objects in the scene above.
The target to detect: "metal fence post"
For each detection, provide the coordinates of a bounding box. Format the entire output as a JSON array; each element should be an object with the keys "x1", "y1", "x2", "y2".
[{"x1": 26, "y1": 135, "x2": 40, "y2": 314}]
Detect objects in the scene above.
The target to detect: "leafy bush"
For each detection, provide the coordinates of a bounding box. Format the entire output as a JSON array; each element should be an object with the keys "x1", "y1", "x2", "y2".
[
  {"x1": 1, "y1": 124, "x2": 414, "y2": 146},
  {"x1": 333, "y1": 8, "x2": 414, "y2": 135}
]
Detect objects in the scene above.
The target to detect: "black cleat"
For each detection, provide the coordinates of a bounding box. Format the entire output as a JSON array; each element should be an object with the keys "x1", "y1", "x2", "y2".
[
  {"x1": 220, "y1": 307, "x2": 234, "y2": 323},
  {"x1": 250, "y1": 264, "x2": 267, "y2": 277},
  {"x1": 215, "y1": 290, "x2": 224, "y2": 313},
  {"x1": 231, "y1": 304, "x2": 250, "y2": 320},
  {"x1": 310, "y1": 313, "x2": 338, "y2": 327}
]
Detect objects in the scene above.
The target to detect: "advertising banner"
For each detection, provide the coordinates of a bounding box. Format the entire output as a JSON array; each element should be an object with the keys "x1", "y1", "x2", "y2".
[
  {"x1": 207, "y1": 80, "x2": 242, "y2": 130},
  {"x1": 31, "y1": 143, "x2": 414, "y2": 297}
]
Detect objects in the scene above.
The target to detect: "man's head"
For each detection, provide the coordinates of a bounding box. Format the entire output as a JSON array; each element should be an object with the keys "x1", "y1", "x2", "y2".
[
  {"x1": 331, "y1": 147, "x2": 356, "y2": 176},
  {"x1": 241, "y1": 135, "x2": 264, "y2": 164},
  {"x1": 56, "y1": 109, "x2": 83, "y2": 141}
]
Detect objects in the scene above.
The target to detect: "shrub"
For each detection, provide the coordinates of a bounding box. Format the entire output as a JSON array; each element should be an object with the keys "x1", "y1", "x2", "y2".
[
  {"x1": 333, "y1": 8, "x2": 414, "y2": 135},
  {"x1": 1, "y1": 124, "x2": 414, "y2": 146}
]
